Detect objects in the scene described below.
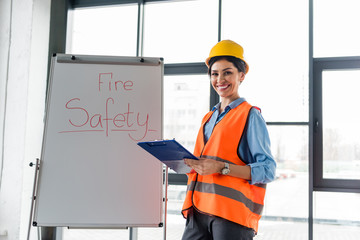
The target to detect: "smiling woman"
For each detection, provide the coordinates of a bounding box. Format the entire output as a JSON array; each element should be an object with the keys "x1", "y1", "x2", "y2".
[{"x1": 182, "y1": 40, "x2": 276, "y2": 240}]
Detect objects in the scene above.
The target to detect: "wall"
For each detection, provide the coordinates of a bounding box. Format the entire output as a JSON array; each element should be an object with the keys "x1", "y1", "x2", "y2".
[{"x1": 0, "y1": 0, "x2": 50, "y2": 239}]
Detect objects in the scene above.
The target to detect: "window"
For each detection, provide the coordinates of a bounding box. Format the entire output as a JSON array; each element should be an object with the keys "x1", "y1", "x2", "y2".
[
  {"x1": 67, "y1": 4, "x2": 138, "y2": 56},
  {"x1": 65, "y1": 1, "x2": 210, "y2": 239},
  {"x1": 163, "y1": 75, "x2": 209, "y2": 150},
  {"x1": 313, "y1": 58, "x2": 360, "y2": 191},
  {"x1": 223, "y1": 0, "x2": 309, "y2": 239},
  {"x1": 311, "y1": 0, "x2": 360, "y2": 238},
  {"x1": 57, "y1": 0, "x2": 360, "y2": 239},
  {"x1": 143, "y1": 0, "x2": 218, "y2": 63},
  {"x1": 222, "y1": 0, "x2": 309, "y2": 122},
  {"x1": 314, "y1": 0, "x2": 360, "y2": 58},
  {"x1": 322, "y1": 70, "x2": 360, "y2": 180},
  {"x1": 313, "y1": 192, "x2": 360, "y2": 239}
]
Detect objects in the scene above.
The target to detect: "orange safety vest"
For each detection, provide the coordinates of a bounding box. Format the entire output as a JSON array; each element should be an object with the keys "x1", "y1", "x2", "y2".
[{"x1": 182, "y1": 101, "x2": 266, "y2": 232}]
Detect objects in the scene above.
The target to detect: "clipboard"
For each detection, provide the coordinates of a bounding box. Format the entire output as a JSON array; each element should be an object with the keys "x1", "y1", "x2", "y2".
[{"x1": 137, "y1": 139, "x2": 198, "y2": 174}]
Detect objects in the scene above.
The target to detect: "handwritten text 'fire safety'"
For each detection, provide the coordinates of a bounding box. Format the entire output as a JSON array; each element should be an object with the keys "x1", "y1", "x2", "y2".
[{"x1": 58, "y1": 72, "x2": 157, "y2": 141}]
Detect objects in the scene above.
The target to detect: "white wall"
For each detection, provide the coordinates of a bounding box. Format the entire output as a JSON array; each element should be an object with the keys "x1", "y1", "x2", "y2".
[{"x1": 0, "y1": 0, "x2": 50, "y2": 239}]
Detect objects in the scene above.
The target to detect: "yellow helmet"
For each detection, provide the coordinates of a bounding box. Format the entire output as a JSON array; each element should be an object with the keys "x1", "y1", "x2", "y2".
[{"x1": 205, "y1": 40, "x2": 249, "y2": 74}]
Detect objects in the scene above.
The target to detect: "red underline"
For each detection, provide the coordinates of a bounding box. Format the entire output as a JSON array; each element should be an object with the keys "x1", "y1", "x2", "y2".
[
  {"x1": 59, "y1": 130, "x2": 104, "y2": 133},
  {"x1": 111, "y1": 129, "x2": 137, "y2": 132},
  {"x1": 59, "y1": 129, "x2": 157, "y2": 133}
]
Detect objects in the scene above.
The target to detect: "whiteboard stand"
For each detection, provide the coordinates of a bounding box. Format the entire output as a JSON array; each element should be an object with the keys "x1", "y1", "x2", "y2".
[
  {"x1": 27, "y1": 158, "x2": 41, "y2": 240},
  {"x1": 33, "y1": 54, "x2": 164, "y2": 230}
]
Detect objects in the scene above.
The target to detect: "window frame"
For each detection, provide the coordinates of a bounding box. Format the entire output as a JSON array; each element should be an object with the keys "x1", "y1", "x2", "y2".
[
  {"x1": 312, "y1": 56, "x2": 360, "y2": 193},
  {"x1": 67, "y1": 0, "x2": 311, "y2": 183},
  {"x1": 60, "y1": 1, "x2": 360, "y2": 240}
]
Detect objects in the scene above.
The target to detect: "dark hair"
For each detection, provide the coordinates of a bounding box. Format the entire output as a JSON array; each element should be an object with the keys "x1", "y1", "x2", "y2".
[{"x1": 207, "y1": 56, "x2": 247, "y2": 75}]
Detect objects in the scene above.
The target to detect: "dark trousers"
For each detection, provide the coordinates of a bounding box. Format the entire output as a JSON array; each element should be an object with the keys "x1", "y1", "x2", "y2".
[{"x1": 182, "y1": 208, "x2": 255, "y2": 240}]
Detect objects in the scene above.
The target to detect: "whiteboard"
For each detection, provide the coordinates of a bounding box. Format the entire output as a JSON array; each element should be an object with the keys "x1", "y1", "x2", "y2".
[{"x1": 33, "y1": 54, "x2": 164, "y2": 228}]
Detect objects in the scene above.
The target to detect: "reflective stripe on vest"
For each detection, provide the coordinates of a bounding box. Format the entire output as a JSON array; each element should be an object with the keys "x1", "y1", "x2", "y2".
[{"x1": 181, "y1": 101, "x2": 266, "y2": 232}]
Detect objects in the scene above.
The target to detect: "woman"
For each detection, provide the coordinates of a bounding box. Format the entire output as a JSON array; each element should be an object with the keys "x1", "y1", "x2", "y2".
[{"x1": 182, "y1": 40, "x2": 276, "y2": 240}]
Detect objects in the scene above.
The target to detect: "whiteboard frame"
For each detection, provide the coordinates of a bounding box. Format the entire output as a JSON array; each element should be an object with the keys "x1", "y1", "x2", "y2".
[{"x1": 33, "y1": 54, "x2": 164, "y2": 228}]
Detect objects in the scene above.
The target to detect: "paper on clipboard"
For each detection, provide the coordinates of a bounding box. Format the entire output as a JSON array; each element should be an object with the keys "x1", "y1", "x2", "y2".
[{"x1": 137, "y1": 139, "x2": 198, "y2": 174}]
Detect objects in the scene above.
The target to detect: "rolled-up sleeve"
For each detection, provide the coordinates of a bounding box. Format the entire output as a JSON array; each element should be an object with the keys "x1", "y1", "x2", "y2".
[{"x1": 239, "y1": 108, "x2": 276, "y2": 185}]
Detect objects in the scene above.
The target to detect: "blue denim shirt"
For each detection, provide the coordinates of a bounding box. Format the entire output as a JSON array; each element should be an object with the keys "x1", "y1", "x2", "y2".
[{"x1": 204, "y1": 98, "x2": 276, "y2": 184}]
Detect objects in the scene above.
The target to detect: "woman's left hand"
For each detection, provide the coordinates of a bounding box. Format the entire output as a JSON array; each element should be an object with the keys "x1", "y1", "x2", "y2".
[{"x1": 184, "y1": 158, "x2": 224, "y2": 175}]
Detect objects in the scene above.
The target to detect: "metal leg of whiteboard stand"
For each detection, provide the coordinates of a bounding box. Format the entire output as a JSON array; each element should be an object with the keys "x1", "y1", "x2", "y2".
[
  {"x1": 27, "y1": 159, "x2": 43, "y2": 240},
  {"x1": 41, "y1": 227, "x2": 57, "y2": 240},
  {"x1": 129, "y1": 227, "x2": 138, "y2": 240},
  {"x1": 27, "y1": 159, "x2": 57, "y2": 240}
]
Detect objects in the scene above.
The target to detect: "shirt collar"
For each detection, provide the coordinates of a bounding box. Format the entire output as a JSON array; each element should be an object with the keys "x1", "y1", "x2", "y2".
[{"x1": 211, "y1": 97, "x2": 247, "y2": 112}]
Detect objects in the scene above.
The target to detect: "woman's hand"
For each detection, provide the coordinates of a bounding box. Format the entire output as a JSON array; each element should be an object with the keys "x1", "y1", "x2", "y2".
[
  {"x1": 184, "y1": 158, "x2": 224, "y2": 175},
  {"x1": 184, "y1": 158, "x2": 252, "y2": 180}
]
